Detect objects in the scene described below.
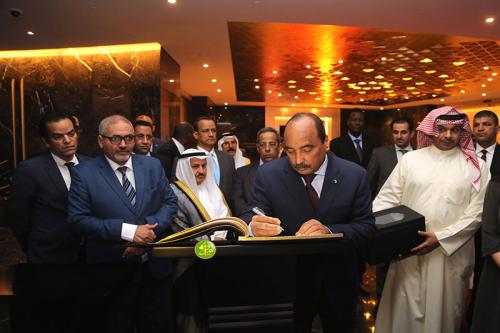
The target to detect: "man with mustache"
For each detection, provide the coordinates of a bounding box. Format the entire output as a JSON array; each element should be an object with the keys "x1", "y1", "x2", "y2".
[
  {"x1": 9, "y1": 113, "x2": 89, "y2": 262},
  {"x1": 217, "y1": 132, "x2": 250, "y2": 169},
  {"x1": 373, "y1": 106, "x2": 489, "y2": 333},
  {"x1": 241, "y1": 113, "x2": 375, "y2": 332},
  {"x1": 232, "y1": 127, "x2": 282, "y2": 216},
  {"x1": 68, "y1": 115, "x2": 178, "y2": 332}
]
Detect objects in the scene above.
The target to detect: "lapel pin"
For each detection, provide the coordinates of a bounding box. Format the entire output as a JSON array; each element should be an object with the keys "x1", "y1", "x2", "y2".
[{"x1": 333, "y1": 179, "x2": 338, "y2": 184}]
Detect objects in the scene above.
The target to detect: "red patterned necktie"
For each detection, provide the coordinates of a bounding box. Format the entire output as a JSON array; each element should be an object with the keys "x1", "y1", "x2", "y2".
[{"x1": 303, "y1": 174, "x2": 319, "y2": 211}]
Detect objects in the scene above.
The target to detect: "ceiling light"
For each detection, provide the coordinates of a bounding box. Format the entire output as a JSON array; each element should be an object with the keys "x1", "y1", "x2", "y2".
[
  {"x1": 309, "y1": 92, "x2": 317, "y2": 95},
  {"x1": 444, "y1": 84, "x2": 454, "y2": 87},
  {"x1": 324, "y1": 93, "x2": 332, "y2": 96},
  {"x1": 406, "y1": 87, "x2": 415, "y2": 90},
  {"x1": 216, "y1": 89, "x2": 222, "y2": 93},
  {"x1": 322, "y1": 81, "x2": 329, "y2": 85},
  {"x1": 272, "y1": 70, "x2": 278, "y2": 74},
  {"x1": 383, "y1": 98, "x2": 388, "y2": 101},
  {"x1": 445, "y1": 79, "x2": 456, "y2": 82},
  {"x1": 305, "y1": 75, "x2": 314, "y2": 79},
  {"x1": 291, "y1": 104, "x2": 296, "y2": 107},
  {"x1": 395, "y1": 67, "x2": 406, "y2": 72},
  {"x1": 224, "y1": 102, "x2": 228, "y2": 106},
  {"x1": 294, "y1": 96, "x2": 299, "y2": 99},
  {"x1": 315, "y1": 97, "x2": 321, "y2": 101},
  {"x1": 380, "y1": 107, "x2": 384, "y2": 110},
  {"x1": 386, "y1": 90, "x2": 394, "y2": 93},
  {"x1": 169, "y1": 79, "x2": 175, "y2": 83},
  {"x1": 335, "y1": 98, "x2": 342, "y2": 101},
  {"x1": 412, "y1": 91, "x2": 421, "y2": 95},
  {"x1": 27, "y1": 31, "x2": 35, "y2": 36},
  {"x1": 440, "y1": 98, "x2": 445, "y2": 102},
  {"x1": 453, "y1": 61, "x2": 466, "y2": 66},
  {"x1": 277, "y1": 93, "x2": 283, "y2": 97},
  {"x1": 305, "y1": 65, "x2": 312, "y2": 69},
  {"x1": 492, "y1": 73, "x2": 498, "y2": 76},
  {"x1": 323, "y1": 104, "x2": 327, "y2": 108},
  {"x1": 363, "y1": 68, "x2": 375, "y2": 72},
  {"x1": 167, "y1": 0, "x2": 177, "y2": 4},
  {"x1": 438, "y1": 74, "x2": 449, "y2": 78},
  {"x1": 358, "y1": 91, "x2": 366, "y2": 94},
  {"x1": 335, "y1": 89, "x2": 343, "y2": 93},
  {"x1": 389, "y1": 93, "x2": 397, "y2": 97},
  {"x1": 288, "y1": 85, "x2": 296, "y2": 88},
  {"x1": 267, "y1": 90, "x2": 273, "y2": 94},
  {"x1": 358, "y1": 81, "x2": 367, "y2": 85},
  {"x1": 297, "y1": 89, "x2": 305, "y2": 92},
  {"x1": 333, "y1": 71, "x2": 343, "y2": 75},
  {"x1": 381, "y1": 57, "x2": 387, "y2": 61},
  {"x1": 481, "y1": 84, "x2": 487, "y2": 87},
  {"x1": 434, "y1": 88, "x2": 443, "y2": 92},
  {"x1": 485, "y1": 17, "x2": 495, "y2": 23},
  {"x1": 375, "y1": 75, "x2": 384, "y2": 79},
  {"x1": 420, "y1": 58, "x2": 432, "y2": 63},
  {"x1": 363, "y1": 87, "x2": 372, "y2": 90},
  {"x1": 338, "y1": 59, "x2": 344, "y2": 64},
  {"x1": 405, "y1": 96, "x2": 410, "y2": 99},
  {"x1": 360, "y1": 98, "x2": 365, "y2": 102},
  {"x1": 432, "y1": 94, "x2": 437, "y2": 97},
  {"x1": 460, "y1": 90, "x2": 465, "y2": 93},
  {"x1": 402, "y1": 77, "x2": 412, "y2": 81},
  {"x1": 483, "y1": 66, "x2": 489, "y2": 70},
  {"x1": 288, "y1": 80, "x2": 297, "y2": 84},
  {"x1": 482, "y1": 93, "x2": 487, "y2": 96},
  {"x1": 341, "y1": 77, "x2": 350, "y2": 81},
  {"x1": 488, "y1": 78, "x2": 493, "y2": 81},
  {"x1": 425, "y1": 70, "x2": 436, "y2": 74},
  {"x1": 203, "y1": 64, "x2": 209, "y2": 68},
  {"x1": 211, "y1": 78, "x2": 217, "y2": 83},
  {"x1": 369, "y1": 81, "x2": 377, "y2": 85},
  {"x1": 415, "y1": 82, "x2": 425, "y2": 85},
  {"x1": 373, "y1": 86, "x2": 382, "y2": 90},
  {"x1": 255, "y1": 85, "x2": 260, "y2": 89},
  {"x1": 254, "y1": 78, "x2": 259, "y2": 82}
]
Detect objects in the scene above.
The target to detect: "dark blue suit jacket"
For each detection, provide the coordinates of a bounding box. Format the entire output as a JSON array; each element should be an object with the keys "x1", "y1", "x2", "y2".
[
  {"x1": 241, "y1": 152, "x2": 375, "y2": 245},
  {"x1": 68, "y1": 154, "x2": 178, "y2": 276},
  {"x1": 8, "y1": 151, "x2": 89, "y2": 262}
]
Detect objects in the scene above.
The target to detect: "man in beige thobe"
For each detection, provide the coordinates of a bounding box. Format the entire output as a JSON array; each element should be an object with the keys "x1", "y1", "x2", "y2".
[{"x1": 374, "y1": 106, "x2": 490, "y2": 333}]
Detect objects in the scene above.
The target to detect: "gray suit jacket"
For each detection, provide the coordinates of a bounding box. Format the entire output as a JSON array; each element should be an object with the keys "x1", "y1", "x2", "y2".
[{"x1": 366, "y1": 145, "x2": 399, "y2": 198}]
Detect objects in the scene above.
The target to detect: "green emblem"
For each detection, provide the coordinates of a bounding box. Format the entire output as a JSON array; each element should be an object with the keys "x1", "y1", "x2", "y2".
[{"x1": 194, "y1": 239, "x2": 216, "y2": 259}]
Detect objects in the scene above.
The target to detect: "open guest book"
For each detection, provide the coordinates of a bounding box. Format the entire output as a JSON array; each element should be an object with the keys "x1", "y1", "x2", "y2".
[{"x1": 149, "y1": 217, "x2": 343, "y2": 246}]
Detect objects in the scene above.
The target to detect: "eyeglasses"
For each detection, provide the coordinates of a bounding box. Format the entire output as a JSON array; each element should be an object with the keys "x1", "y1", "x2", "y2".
[
  {"x1": 50, "y1": 129, "x2": 77, "y2": 142},
  {"x1": 102, "y1": 135, "x2": 135, "y2": 144}
]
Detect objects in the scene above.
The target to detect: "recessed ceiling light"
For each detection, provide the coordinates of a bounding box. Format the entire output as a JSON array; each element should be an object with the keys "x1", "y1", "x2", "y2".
[
  {"x1": 255, "y1": 85, "x2": 260, "y2": 89},
  {"x1": 216, "y1": 89, "x2": 222, "y2": 93},
  {"x1": 333, "y1": 71, "x2": 343, "y2": 75},
  {"x1": 297, "y1": 89, "x2": 305, "y2": 92},
  {"x1": 315, "y1": 97, "x2": 321, "y2": 101},
  {"x1": 485, "y1": 17, "x2": 495, "y2": 23},
  {"x1": 432, "y1": 94, "x2": 437, "y2": 97},
  {"x1": 482, "y1": 93, "x2": 487, "y2": 96},
  {"x1": 420, "y1": 58, "x2": 432, "y2": 63},
  {"x1": 360, "y1": 98, "x2": 365, "y2": 102},
  {"x1": 425, "y1": 70, "x2": 436, "y2": 74},
  {"x1": 358, "y1": 91, "x2": 366, "y2": 95},
  {"x1": 453, "y1": 61, "x2": 466, "y2": 66},
  {"x1": 338, "y1": 59, "x2": 344, "y2": 64},
  {"x1": 481, "y1": 84, "x2": 487, "y2": 87},
  {"x1": 169, "y1": 79, "x2": 175, "y2": 83},
  {"x1": 323, "y1": 104, "x2": 327, "y2": 108},
  {"x1": 381, "y1": 57, "x2": 387, "y2": 61},
  {"x1": 415, "y1": 82, "x2": 425, "y2": 85},
  {"x1": 335, "y1": 98, "x2": 342, "y2": 101},
  {"x1": 254, "y1": 78, "x2": 259, "y2": 82},
  {"x1": 492, "y1": 73, "x2": 498, "y2": 76},
  {"x1": 288, "y1": 85, "x2": 296, "y2": 89},
  {"x1": 375, "y1": 75, "x2": 384, "y2": 79},
  {"x1": 341, "y1": 77, "x2": 350, "y2": 81},
  {"x1": 267, "y1": 90, "x2": 272, "y2": 94},
  {"x1": 438, "y1": 74, "x2": 449, "y2": 78},
  {"x1": 460, "y1": 90, "x2": 465, "y2": 93},
  {"x1": 406, "y1": 87, "x2": 416, "y2": 90},
  {"x1": 224, "y1": 102, "x2": 228, "y2": 106},
  {"x1": 294, "y1": 96, "x2": 299, "y2": 99},
  {"x1": 291, "y1": 104, "x2": 296, "y2": 107},
  {"x1": 358, "y1": 81, "x2": 367, "y2": 85},
  {"x1": 335, "y1": 89, "x2": 343, "y2": 93},
  {"x1": 288, "y1": 80, "x2": 297, "y2": 84},
  {"x1": 272, "y1": 70, "x2": 278, "y2": 74},
  {"x1": 305, "y1": 65, "x2": 311, "y2": 69},
  {"x1": 402, "y1": 77, "x2": 412, "y2": 81},
  {"x1": 309, "y1": 92, "x2": 317, "y2": 95},
  {"x1": 277, "y1": 93, "x2": 283, "y2": 97},
  {"x1": 440, "y1": 98, "x2": 445, "y2": 102},
  {"x1": 383, "y1": 98, "x2": 388, "y2": 101},
  {"x1": 405, "y1": 96, "x2": 410, "y2": 99},
  {"x1": 380, "y1": 107, "x2": 384, "y2": 110},
  {"x1": 167, "y1": 0, "x2": 177, "y2": 4},
  {"x1": 363, "y1": 68, "x2": 375, "y2": 72},
  {"x1": 211, "y1": 78, "x2": 217, "y2": 83},
  {"x1": 434, "y1": 88, "x2": 443, "y2": 92},
  {"x1": 305, "y1": 75, "x2": 314, "y2": 79},
  {"x1": 483, "y1": 66, "x2": 489, "y2": 70},
  {"x1": 395, "y1": 67, "x2": 406, "y2": 72},
  {"x1": 488, "y1": 78, "x2": 493, "y2": 81},
  {"x1": 444, "y1": 84, "x2": 454, "y2": 87},
  {"x1": 202, "y1": 64, "x2": 209, "y2": 68},
  {"x1": 27, "y1": 31, "x2": 35, "y2": 36}
]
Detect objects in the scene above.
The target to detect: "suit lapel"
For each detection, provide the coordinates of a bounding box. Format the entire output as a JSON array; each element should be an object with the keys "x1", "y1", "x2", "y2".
[
  {"x1": 389, "y1": 145, "x2": 398, "y2": 167},
  {"x1": 132, "y1": 155, "x2": 145, "y2": 213},
  {"x1": 97, "y1": 155, "x2": 136, "y2": 214},
  {"x1": 44, "y1": 152, "x2": 68, "y2": 197},
  {"x1": 317, "y1": 153, "x2": 341, "y2": 219}
]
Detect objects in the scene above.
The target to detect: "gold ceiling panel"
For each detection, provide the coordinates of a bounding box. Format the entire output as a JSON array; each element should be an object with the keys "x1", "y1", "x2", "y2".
[{"x1": 228, "y1": 22, "x2": 500, "y2": 106}]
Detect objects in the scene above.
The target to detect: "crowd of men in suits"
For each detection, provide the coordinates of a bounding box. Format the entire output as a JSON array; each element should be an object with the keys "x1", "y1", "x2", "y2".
[{"x1": 6, "y1": 107, "x2": 500, "y2": 332}]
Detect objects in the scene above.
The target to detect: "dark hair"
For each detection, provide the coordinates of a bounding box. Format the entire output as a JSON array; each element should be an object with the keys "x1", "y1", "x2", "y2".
[
  {"x1": 256, "y1": 127, "x2": 281, "y2": 143},
  {"x1": 286, "y1": 113, "x2": 326, "y2": 143},
  {"x1": 193, "y1": 116, "x2": 216, "y2": 131},
  {"x1": 347, "y1": 108, "x2": 365, "y2": 119},
  {"x1": 173, "y1": 122, "x2": 194, "y2": 139},
  {"x1": 38, "y1": 113, "x2": 76, "y2": 139},
  {"x1": 391, "y1": 117, "x2": 414, "y2": 131},
  {"x1": 135, "y1": 113, "x2": 154, "y2": 124},
  {"x1": 474, "y1": 110, "x2": 498, "y2": 125},
  {"x1": 134, "y1": 120, "x2": 153, "y2": 129}
]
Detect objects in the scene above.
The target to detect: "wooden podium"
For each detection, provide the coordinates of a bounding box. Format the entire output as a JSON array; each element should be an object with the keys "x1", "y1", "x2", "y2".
[{"x1": 153, "y1": 238, "x2": 353, "y2": 332}]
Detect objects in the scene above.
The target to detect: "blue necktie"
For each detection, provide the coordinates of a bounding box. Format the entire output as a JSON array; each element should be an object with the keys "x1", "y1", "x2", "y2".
[
  {"x1": 353, "y1": 139, "x2": 363, "y2": 163},
  {"x1": 118, "y1": 166, "x2": 136, "y2": 206},
  {"x1": 210, "y1": 152, "x2": 221, "y2": 185}
]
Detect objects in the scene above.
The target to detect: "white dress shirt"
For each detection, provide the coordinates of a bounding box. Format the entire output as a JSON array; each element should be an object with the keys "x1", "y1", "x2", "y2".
[
  {"x1": 197, "y1": 146, "x2": 219, "y2": 167},
  {"x1": 475, "y1": 143, "x2": 496, "y2": 170},
  {"x1": 395, "y1": 144, "x2": 413, "y2": 162},
  {"x1": 51, "y1": 153, "x2": 79, "y2": 190},
  {"x1": 105, "y1": 156, "x2": 138, "y2": 241},
  {"x1": 172, "y1": 137, "x2": 185, "y2": 154},
  {"x1": 348, "y1": 132, "x2": 363, "y2": 149}
]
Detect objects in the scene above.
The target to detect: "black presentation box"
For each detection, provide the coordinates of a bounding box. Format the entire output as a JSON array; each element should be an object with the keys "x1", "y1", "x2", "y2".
[{"x1": 367, "y1": 205, "x2": 426, "y2": 265}]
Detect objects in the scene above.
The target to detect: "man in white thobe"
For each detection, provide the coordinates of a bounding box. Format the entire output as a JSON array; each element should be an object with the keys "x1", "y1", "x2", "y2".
[
  {"x1": 217, "y1": 132, "x2": 250, "y2": 169},
  {"x1": 374, "y1": 106, "x2": 490, "y2": 333}
]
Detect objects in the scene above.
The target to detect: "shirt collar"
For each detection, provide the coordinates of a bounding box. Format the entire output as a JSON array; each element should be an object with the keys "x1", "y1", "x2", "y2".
[
  {"x1": 395, "y1": 144, "x2": 413, "y2": 152},
  {"x1": 348, "y1": 131, "x2": 363, "y2": 142},
  {"x1": 314, "y1": 155, "x2": 328, "y2": 176},
  {"x1": 197, "y1": 145, "x2": 215, "y2": 155},
  {"x1": 51, "y1": 152, "x2": 78, "y2": 167},
  {"x1": 172, "y1": 137, "x2": 185, "y2": 153},
  {"x1": 105, "y1": 155, "x2": 133, "y2": 172},
  {"x1": 476, "y1": 143, "x2": 496, "y2": 154}
]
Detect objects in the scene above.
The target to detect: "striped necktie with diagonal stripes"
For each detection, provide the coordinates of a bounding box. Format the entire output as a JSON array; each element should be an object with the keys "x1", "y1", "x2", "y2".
[{"x1": 117, "y1": 166, "x2": 136, "y2": 206}]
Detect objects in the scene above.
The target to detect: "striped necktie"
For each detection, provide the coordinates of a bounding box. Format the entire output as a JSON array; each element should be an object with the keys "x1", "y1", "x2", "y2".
[{"x1": 117, "y1": 166, "x2": 136, "y2": 206}]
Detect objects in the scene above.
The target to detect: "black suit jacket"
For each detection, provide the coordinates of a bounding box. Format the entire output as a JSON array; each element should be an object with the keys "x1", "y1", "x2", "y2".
[
  {"x1": 8, "y1": 151, "x2": 89, "y2": 262},
  {"x1": 151, "y1": 152, "x2": 173, "y2": 180},
  {"x1": 215, "y1": 150, "x2": 236, "y2": 204},
  {"x1": 490, "y1": 145, "x2": 500, "y2": 177},
  {"x1": 329, "y1": 134, "x2": 377, "y2": 168},
  {"x1": 231, "y1": 162, "x2": 259, "y2": 216},
  {"x1": 156, "y1": 139, "x2": 181, "y2": 161}
]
